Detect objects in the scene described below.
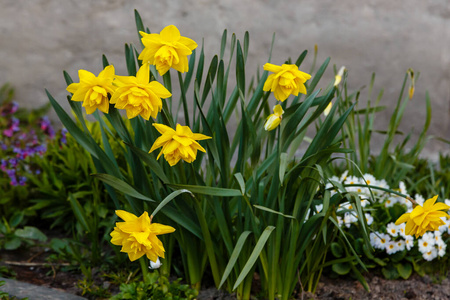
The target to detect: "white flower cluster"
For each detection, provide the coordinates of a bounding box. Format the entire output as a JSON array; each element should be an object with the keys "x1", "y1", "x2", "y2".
[{"x1": 325, "y1": 171, "x2": 450, "y2": 261}]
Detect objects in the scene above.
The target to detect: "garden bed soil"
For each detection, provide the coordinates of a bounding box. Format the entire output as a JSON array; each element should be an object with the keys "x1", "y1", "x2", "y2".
[{"x1": 2, "y1": 247, "x2": 450, "y2": 299}]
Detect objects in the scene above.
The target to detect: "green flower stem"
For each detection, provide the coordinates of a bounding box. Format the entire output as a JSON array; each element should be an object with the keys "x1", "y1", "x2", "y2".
[
  {"x1": 193, "y1": 198, "x2": 221, "y2": 287},
  {"x1": 139, "y1": 257, "x2": 149, "y2": 283}
]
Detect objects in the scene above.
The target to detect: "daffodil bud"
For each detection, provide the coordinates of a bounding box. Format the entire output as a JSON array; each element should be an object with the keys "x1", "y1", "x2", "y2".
[
  {"x1": 334, "y1": 66, "x2": 346, "y2": 86},
  {"x1": 264, "y1": 104, "x2": 284, "y2": 131},
  {"x1": 323, "y1": 102, "x2": 333, "y2": 116}
]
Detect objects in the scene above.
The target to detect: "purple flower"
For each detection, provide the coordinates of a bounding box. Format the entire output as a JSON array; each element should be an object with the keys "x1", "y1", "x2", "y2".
[
  {"x1": 1, "y1": 101, "x2": 19, "y2": 116},
  {"x1": 40, "y1": 116, "x2": 55, "y2": 139},
  {"x1": 18, "y1": 176, "x2": 27, "y2": 186},
  {"x1": 60, "y1": 128, "x2": 68, "y2": 144},
  {"x1": 3, "y1": 117, "x2": 20, "y2": 137}
]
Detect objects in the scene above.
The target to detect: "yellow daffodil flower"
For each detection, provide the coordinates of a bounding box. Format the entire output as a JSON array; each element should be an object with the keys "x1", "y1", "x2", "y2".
[
  {"x1": 110, "y1": 210, "x2": 175, "y2": 262},
  {"x1": 66, "y1": 65, "x2": 116, "y2": 114},
  {"x1": 110, "y1": 64, "x2": 171, "y2": 120},
  {"x1": 264, "y1": 104, "x2": 284, "y2": 131},
  {"x1": 395, "y1": 195, "x2": 450, "y2": 238},
  {"x1": 263, "y1": 63, "x2": 311, "y2": 102},
  {"x1": 138, "y1": 25, "x2": 197, "y2": 76},
  {"x1": 149, "y1": 123, "x2": 211, "y2": 166}
]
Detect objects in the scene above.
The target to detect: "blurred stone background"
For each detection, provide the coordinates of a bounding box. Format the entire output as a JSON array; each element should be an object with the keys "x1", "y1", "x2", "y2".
[{"x1": 0, "y1": 0, "x2": 448, "y2": 159}]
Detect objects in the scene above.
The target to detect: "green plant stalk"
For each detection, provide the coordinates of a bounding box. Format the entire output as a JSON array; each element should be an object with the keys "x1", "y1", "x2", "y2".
[{"x1": 139, "y1": 257, "x2": 150, "y2": 283}]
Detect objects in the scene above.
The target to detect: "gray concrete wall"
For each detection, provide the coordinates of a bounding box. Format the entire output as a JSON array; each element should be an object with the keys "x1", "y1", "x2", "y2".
[{"x1": 1, "y1": 0, "x2": 449, "y2": 158}]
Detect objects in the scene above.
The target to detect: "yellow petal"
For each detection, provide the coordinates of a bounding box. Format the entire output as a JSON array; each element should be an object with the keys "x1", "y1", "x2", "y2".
[
  {"x1": 273, "y1": 104, "x2": 284, "y2": 116},
  {"x1": 153, "y1": 123, "x2": 175, "y2": 135},
  {"x1": 116, "y1": 210, "x2": 138, "y2": 222},
  {"x1": 395, "y1": 212, "x2": 411, "y2": 225},
  {"x1": 150, "y1": 223, "x2": 176, "y2": 235},
  {"x1": 148, "y1": 81, "x2": 172, "y2": 98},
  {"x1": 136, "y1": 63, "x2": 150, "y2": 85},
  {"x1": 263, "y1": 63, "x2": 283, "y2": 73},
  {"x1": 99, "y1": 65, "x2": 115, "y2": 79},
  {"x1": 67, "y1": 82, "x2": 80, "y2": 94},
  {"x1": 191, "y1": 133, "x2": 212, "y2": 141},
  {"x1": 160, "y1": 25, "x2": 181, "y2": 42}
]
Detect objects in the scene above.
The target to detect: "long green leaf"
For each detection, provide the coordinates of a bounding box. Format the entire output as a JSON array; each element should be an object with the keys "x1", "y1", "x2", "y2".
[
  {"x1": 218, "y1": 231, "x2": 252, "y2": 288},
  {"x1": 168, "y1": 184, "x2": 242, "y2": 197},
  {"x1": 152, "y1": 189, "x2": 193, "y2": 217},
  {"x1": 233, "y1": 226, "x2": 275, "y2": 290},
  {"x1": 92, "y1": 173, "x2": 154, "y2": 202}
]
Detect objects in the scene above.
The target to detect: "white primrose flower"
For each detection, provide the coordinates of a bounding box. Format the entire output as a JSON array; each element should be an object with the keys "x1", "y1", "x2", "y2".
[
  {"x1": 397, "y1": 223, "x2": 407, "y2": 238},
  {"x1": 362, "y1": 173, "x2": 377, "y2": 186},
  {"x1": 386, "y1": 222, "x2": 399, "y2": 237},
  {"x1": 360, "y1": 199, "x2": 370, "y2": 207},
  {"x1": 149, "y1": 257, "x2": 162, "y2": 269},
  {"x1": 418, "y1": 238, "x2": 434, "y2": 254},
  {"x1": 433, "y1": 230, "x2": 442, "y2": 242},
  {"x1": 437, "y1": 240, "x2": 447, "y2": 257},
  {"x1": 344, "y1": 176, "x2": 361, "y2": 193},
  {"x1": 365, "y1": 213, "x2": 374, "y2": 226},
  {"x1": 414, "y1": 194, "x2": 425, "y2": 206},
  {"x1": 404, "y1": 236, "x2": 414, "y2": 251},
  {"x1": 423, "y1": 249, "x2": 438, "y2": 261},
  {"x1": 384, "y1": 196, "x2": 398, "y2": 208},
  {"x1": 422, "y1": 232, "x2": 435, "y2": 243},
  {"x1": 344, "y1": 213, "x2": 357, "y2": 228},
  {"x1": 312, "y1": 204, "x2": 323, "y2": 214},
  {"x1": 340, "y1": 170, "x2": 349, "y2": 182},
  {"x1": 375, "y1": 233, "x2": 391, "y2": 250},
  {"x1": 396, "y1": 240, "x2": 406, "y2": 252},
  {"x1": 386, "y1": 241, "x2": 399, "y2": 255},
  {"x1": 445, "y1": 198, "x2": 450, "y2": 210},
  {"x1": 370, "y1": 232, "x2": 380, "y2": 248},
  {"x1": 399, "y1": 181, "x2": 408, "y2": 196}
]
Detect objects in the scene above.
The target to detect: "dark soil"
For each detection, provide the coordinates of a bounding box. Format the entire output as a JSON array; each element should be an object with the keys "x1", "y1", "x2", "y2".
[
  {"x1": 0, "y1": 247, "x2": 83, "y2": 296},
  {"x1": 2, "y1": 247, "x2": 450, "y2": 300}
]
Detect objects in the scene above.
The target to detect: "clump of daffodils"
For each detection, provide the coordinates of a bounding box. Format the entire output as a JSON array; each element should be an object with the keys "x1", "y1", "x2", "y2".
[
  {"x1": 66, "y1": 25, "x2": 211, "y2": 167},
  {"x1": 110, "y1": 210, "x2": 175, "y2": 262}
]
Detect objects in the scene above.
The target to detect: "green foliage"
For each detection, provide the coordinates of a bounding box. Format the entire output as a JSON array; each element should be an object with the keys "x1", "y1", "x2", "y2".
[
  {"x1": 46, "y1": 10, "x2": 370, "y2": 300},
  {"x1": 0, "y1": 215, "x2": 47, "y2": 250},
  {"x1": 110, "y1": 271, "x2": 198, "y2": 300},
  {"x1": 43, "y1": 9, "x2": 449, "y2": 300}
]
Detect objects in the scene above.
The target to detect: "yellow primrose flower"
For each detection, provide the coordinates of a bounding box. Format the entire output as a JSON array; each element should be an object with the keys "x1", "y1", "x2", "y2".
[
  {"x1": 138, "y1": 25, "x2": 198, "y2": 76},
  {"x1": 110, "y1": 210, "x2": 175, "y2": 262},
  {"x1": 395, "y1": 195, "x2": 450, "y2": 238},
  {"x1": 110, "y1": 64, "x2": 171, "y2": 120},
  {"x1": 263, "y1": 63, "x2": 311, "y2": 102},
  {"x1": 149, "y1": 123, "x2": 211, "y2": 166},
  {"x1": 66, "y1": 65, "x2": 116, "y2": 114},
  {"x1": 264, "y1": 104, "x2": 284, "y2": 131}
]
